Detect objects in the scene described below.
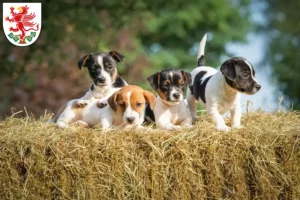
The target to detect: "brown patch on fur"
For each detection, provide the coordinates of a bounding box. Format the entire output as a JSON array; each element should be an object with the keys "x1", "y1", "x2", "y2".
[
  {"x1": 80, "y1": 55, "x2": 90, "y2": 68},
  {"x1": 70, "y1": 101, "x2": 85, "y2": 122},
  {"x1": 178, "y1": 79, "x2": 183, "y2": 85},
  {"x1": 143, "y1": 90, "x2": 156, "y2": 110},
  {"x1": 107, "y1": 91, "x2": 120, "y2": 112},
  {"x1": 157, "y1": 88, "x2": 167, "y2": 101},
  {"x1": 166, "y1": 80, "x2": 171, "y2": 85},
  {"x1": 112, "y1": 68, "x2": 118, "y2": 82},
  {"x1": 157, "y1": 73, "x2": 161, "y2": 85}
]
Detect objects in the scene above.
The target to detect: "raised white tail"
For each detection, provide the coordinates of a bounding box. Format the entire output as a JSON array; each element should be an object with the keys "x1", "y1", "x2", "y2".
[{"x1": 197, "y1": 33, "x2": 207, "y2": 66}]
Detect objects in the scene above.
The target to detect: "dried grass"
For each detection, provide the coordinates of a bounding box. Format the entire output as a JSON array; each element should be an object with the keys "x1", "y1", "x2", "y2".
[{"x1": 0, "y1": 110, "x2": 299, "y2": 199}]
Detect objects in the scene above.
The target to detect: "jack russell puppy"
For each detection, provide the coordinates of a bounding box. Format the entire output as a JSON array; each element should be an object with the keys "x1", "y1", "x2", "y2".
[
  {"x1": 147, "y1": 69, "x2": 193, "y2": 130},
  {"x1": 187, "y1": 34, "x2": 261, "y2": 131},
  {"x1": 55, "y1": 85, "x2": 156, "y2": 128},
  {"x1": 49, "y1": 51, "x2": 127, "y2": 124}
]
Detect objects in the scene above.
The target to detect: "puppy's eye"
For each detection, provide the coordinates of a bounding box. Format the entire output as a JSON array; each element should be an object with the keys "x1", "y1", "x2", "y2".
[
  {"x1": 162, "y1": 83, "x2": 169, "y2": 88},
  {"x1": 242, "y1": 73, "x2": 250, "y2": 78},
  {"x1": 107, "y1": 65, "x2": 113, "y2": 70},
  {"x1": 181, "y1": 83, "x2": 185, "y2": 87},
  {"x1": 119, "y1": 102, "x2": 125, "y2": 108},
  {"x1": 136, "y1": 102, "x2": 143, "y2": 107}
]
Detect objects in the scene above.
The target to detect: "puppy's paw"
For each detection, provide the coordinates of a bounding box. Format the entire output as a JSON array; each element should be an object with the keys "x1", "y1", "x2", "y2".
[
  {"x1": 166, "y1": 124, "x2": 180, "y2": 130},
  {"x1": 76, "y1": 99, "x2": 89, "y2": 108},
  {"x1": 217, "y1": 125, "x2": 231, "y2": 132},
  {"x1": 74, "y1": 120, "x2": 89, "y2": 128},
  {"x1": 96, "y1": 101, "x2": 107, "y2": 108},
  {"x1": 56, "y1": 121, "x2": 68, "y2": 129},
  {"x1": 232, "y1": 125, "x2": 243, "y2": 129}
]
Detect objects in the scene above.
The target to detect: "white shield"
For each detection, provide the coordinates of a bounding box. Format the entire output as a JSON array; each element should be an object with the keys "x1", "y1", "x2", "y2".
[{"x1": 3, "y1": 3, "x2": 41, "y2": 46}]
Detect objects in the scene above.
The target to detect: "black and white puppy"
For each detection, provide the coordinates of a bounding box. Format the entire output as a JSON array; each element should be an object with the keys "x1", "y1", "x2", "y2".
[
  {"x1": 78, "y1": 51, "x2": 127, "y2": 103},
  {"x1": 187, "y1": 34, "x2": 261, "y2": 131},
  {"x1": 49, "y1": 51, "x2": 127, "y2": 125},
  {"x1": 147, "y1": 69, "x2": 193, "y2": 130}
]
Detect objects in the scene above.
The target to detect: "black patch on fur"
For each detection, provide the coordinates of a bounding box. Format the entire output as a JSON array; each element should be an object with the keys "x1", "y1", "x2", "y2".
[
  {"x1": 90, "y1": 84, "x2": 95, "y2": 91},
  {"x1": 189, "y1": 85, "x2": 194, "y2": 95},
  {"x1": 193, "y1": 71, "x2": 212, "y2": 103},
  {"x1": 197, "y1": 55, "x2": 205, "y2": 66},
  {"x1": 144, "y1": 103, "x2": 155, "y2": 123},
  {"x1": 112, "y1": 76, "x2": 127, "y2": 88}
]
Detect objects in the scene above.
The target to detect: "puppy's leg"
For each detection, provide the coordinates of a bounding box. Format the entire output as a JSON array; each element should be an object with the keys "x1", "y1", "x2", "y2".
[
  {"x1": 101, "y1": 116, "x2": 113, "y2": 129},
  {"x1": 230, "y1": 105, "x2": 242, "y2": 128},
  {"x1": 56, "y1": 107, "x2": 76, "y2": 128},
  {"x1": 156, "y1": 115, "x2": 180, "y2": 130},
  {"x1": 207, "y1": 105, "x2": 230, "y2": 131},
  {"x1": 186, "y1": 89, "x2": 197, "y2": 121}
]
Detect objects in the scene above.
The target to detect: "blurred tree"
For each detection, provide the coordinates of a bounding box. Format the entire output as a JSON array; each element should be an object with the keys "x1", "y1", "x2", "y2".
[
  {"x1": 263, "y1": 0, "x2": 300, "y2": 109},
  {"x1": 0, "y1": 0, "x2": 251, "y2": 117}
]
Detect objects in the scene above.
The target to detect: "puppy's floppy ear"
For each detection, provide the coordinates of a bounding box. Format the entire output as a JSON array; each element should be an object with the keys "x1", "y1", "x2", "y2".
[
  {"x1": 181, "y1": 71, "x2": 192, "y2": 86},
  {"x1": 147, "y1": 72, "x2": 160, "y2": 90},
  {"x1": 143, "y1": 90, "x2": 156, "y2": 110},
  {"x1": 221, "y1": 59, "x2": 237, "y2": 81},
  {"x1": 78, "y1": 55, "x2": 90, "y2": 70},
  {"x1": 109, "y1": 51, "x2": 125, "y2": 63},
  {"x1": 107, "y1": 91, "x2": 120, "y2": 112}
]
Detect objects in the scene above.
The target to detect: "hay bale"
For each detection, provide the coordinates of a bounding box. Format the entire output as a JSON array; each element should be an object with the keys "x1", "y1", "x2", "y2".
[{"x1": 0, "y1": 111, "x2": 299, "y2": 199}]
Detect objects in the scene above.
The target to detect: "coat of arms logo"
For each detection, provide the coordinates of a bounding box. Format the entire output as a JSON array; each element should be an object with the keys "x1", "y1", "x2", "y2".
[{"x1": 3, "y1": 3, "x2": 41, "y2": 46}]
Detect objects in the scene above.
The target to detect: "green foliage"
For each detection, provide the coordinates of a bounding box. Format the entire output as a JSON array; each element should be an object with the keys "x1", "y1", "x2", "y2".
[
  {"x1": 0, "y1": 0, "x2": 251, "y2": 116},
  {"x1": 263, "y1": 0, "x2": 300, "y2": 109}
]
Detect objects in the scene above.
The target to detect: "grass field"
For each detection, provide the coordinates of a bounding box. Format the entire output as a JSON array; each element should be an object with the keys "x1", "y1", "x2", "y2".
[{"x1": 0, "y1": 110, "x2": 299, "y2": 199}]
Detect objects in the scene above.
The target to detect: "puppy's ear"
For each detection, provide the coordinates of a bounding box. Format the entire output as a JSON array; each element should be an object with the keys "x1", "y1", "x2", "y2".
[
  {"x1": 221, "y1": 59, "x2": 237, "y2": 81},
  {"x1": 78, "y1": 55, "x2": 90, "y2": 69},
  {"x1": 181, "y1": 71, "x2": 192, "y2": 86},
  {"x1": 107, "y1": 91, "x2": 119, "y2": 112},
  {"x1": 109, "y1": 51, "x2": 125, "y2": 63},
  {"x1": 147, "y1": 72, "x2": 160, "y2": 90},
  {"x1": 143, "y1": 90, "x2": 156, "y2": 110}
]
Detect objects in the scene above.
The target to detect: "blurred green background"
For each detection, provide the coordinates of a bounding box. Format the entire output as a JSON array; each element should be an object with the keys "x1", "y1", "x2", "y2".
[{"x1": 0, "y1": 0, "x2": 299, "y2": 117}]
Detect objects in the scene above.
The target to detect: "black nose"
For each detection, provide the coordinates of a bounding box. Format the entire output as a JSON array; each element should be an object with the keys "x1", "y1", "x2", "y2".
[
  {"x1": 256, "y1": 85, "x2": 261, "y2": 91},
  {"x1": 127, "y1": 117, "x2": 135, "y2": 123},
  {"x1": 99, "y1": 77, "x2": 106, "y2": 83},
  {"x1": 173, "y1": 93, "x2": 180, "y2": 99}
]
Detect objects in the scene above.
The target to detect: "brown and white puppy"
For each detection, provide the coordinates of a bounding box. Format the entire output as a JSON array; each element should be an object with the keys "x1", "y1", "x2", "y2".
[
  {"x1": 187, "y1": 34, "x2": 261, "y2": 131},
  {"x1": 56, "y1": 85, "x2": 156, "y2": 129},
  {"x1": 147, "y1": 69, "x2": 193, "y2": 130},
  {"x1": 49, "y1": 51, "x2": 127, "y2": 124}
]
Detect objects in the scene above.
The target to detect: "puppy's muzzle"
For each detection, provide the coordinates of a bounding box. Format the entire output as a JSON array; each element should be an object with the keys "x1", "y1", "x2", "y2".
[
  {"x1": 173, "y1": 93, "x2": 181, "y2": 100},
  {"x1": 126, "y1": 117, "x2": 135, "y2": 124},
  {"x1": 95, "y1": 76, "x2": 106, "y2": 85},
  {"x1": 255, "y1": 84, "x2": 261, "y2": 91},
  {"x1": 98, "y1": 76, "x2": 106, "y2": 83}
]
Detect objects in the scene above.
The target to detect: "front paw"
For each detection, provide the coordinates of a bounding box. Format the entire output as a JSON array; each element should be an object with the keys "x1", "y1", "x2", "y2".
[
  {"x1": 166, "y1": 124, "x2": 180, "y2": 130},
  {"x1": 96, "y1": 101, "x2": 107, "y2": 108},
  {"x1": 56, "y1": 121, "x2": 68, "y2": 129},
  {"x1": 232, "y1": 124, "x2": 242, "y2": 129},
  {"x1": 76, "y1": 99, "x2": 89, "y2": 108},
  {"x1": 216, "y1": 125, "x2": 231, "y2": 132}
]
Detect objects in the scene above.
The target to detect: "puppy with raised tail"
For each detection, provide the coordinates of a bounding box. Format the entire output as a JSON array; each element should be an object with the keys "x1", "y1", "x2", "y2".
[
  {"x1": 147, "y1": 69, "x2": 192, "y2": 130},
  {"x1": 56, "y1": 85, "x2": 156, "y2": 129},
  {"x1": 187, "y1": 34, "x2": 261, "y2": 131}
]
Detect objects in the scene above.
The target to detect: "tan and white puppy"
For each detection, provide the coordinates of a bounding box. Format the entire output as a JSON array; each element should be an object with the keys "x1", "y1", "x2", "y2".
[
  {"x1": 147, "y1": 69, "x2": 193, "y2": 130},
  {"x1": 187, "y1": 34, "x2": 261, "y2": 131},
  {"x1": 56, "y1": 85, "x2": 156, "y2": 129}
]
